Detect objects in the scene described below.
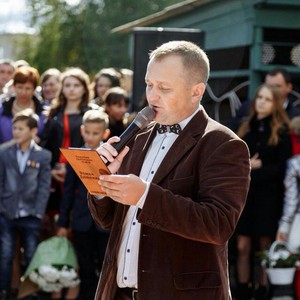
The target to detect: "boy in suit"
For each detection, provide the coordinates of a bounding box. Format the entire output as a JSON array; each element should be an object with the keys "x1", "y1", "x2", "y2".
[
  {"x1": 56, "y1": 109, "x2": 110, "y2": 300},
  {"x1": 0, "y1": 108, "x2": 52, "y2": 300}
]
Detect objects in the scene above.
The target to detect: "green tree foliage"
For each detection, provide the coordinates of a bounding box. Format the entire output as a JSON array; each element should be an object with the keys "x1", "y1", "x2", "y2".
[{"x1": 21, "y1": 0, "x2": 182, "y2": 74}]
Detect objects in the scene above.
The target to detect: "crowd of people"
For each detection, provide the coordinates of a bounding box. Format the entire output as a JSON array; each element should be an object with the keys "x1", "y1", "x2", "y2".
[
  {"x1": 229, "y1": 68, "x2": 300, "y2": 300},
  {"x1": 0, "y1": 59, "x2": 133, "y2": 300},
  {"x1": 0, "y1": 41, "x2": 300, "y2": 300}
]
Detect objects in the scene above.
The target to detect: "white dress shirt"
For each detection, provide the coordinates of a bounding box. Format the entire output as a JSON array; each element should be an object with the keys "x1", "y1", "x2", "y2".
[
  {"x1": 116, "y1": 108, "x2": 199, "y2": 288},
  {"x1": 16, "y1": 140, "x2": 36, "y2": 218}
]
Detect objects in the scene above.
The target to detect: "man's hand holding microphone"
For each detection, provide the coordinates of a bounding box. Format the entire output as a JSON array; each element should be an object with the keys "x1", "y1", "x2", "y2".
[{"x1": 96, "y1": 106, "x2": 154, "y2": 205}]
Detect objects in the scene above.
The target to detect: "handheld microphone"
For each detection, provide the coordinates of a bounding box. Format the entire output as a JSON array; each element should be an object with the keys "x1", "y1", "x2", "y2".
[{"x1": 111, "y1": 106, "x2": 155, "y2": 152}]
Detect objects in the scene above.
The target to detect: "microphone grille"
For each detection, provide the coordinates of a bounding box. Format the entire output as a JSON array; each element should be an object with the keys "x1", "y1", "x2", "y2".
[{"x1": 135, "y1": 106, "x2": 155, "y2": 129}]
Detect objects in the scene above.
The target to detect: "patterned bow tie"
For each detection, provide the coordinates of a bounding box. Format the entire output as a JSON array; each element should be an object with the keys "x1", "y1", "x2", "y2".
[{"x1": 157, "y1": 124, "x2": 182, "y2": 134}]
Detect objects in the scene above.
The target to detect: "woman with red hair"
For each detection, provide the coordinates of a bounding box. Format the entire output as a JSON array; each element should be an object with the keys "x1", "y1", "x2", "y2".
[{"x1": 0, "y1": 66, "x2": 45, "y2": 144}]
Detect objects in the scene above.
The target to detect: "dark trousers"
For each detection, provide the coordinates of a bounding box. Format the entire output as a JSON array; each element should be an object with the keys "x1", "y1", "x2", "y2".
[
  {"x1": 72, "y1": 227, "x2": 109, "y2": 300},
  {"x1": 0, "y1": 215, "x2": 40, "y2": 291}
]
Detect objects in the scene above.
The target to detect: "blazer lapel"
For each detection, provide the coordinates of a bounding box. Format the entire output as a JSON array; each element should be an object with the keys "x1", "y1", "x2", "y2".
[
  {"x1": 8, "y1": 146, "x2": 20, "y2": 172},
  {"x1": 26, "y1": 144, "x2": 39, "y2": 170}
]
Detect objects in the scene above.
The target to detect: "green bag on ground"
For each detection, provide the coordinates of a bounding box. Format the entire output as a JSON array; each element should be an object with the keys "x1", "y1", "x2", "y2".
[
  {"x1": 23, "y1": 236, "x2": 78, "y2": 278},
  {"x1": 18, "y1": 237, "x2": 78, "y2": 299}
]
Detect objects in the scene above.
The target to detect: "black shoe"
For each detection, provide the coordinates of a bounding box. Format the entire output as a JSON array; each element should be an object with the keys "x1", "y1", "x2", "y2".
[{"x1": 0, "y1": 290, "x2": 8, "y2": 300}]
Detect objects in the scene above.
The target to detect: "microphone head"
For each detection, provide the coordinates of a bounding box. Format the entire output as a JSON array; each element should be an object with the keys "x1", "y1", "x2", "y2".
[{"x1": 134, "y1": 106, "x2": 155, "y2": 129}]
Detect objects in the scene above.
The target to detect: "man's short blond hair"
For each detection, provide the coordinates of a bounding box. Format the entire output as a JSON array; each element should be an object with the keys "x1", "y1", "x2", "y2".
[{"x1": 149, "y1": 40, "x2": 210, "y2": 84}]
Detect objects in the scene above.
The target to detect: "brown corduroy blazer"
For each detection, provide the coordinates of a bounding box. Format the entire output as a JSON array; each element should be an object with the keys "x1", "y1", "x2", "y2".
[{"x1": 88, "y1": 106, "x2": 250, "y2": 300}]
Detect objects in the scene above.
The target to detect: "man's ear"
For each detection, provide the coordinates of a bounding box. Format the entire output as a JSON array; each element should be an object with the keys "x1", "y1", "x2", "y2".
[
  {"x1": 191, "y1": 82, "x2": 206, "y2": 103},
  {"x1": 103, "y1": 129, "x2": 111, "y2": 141}
]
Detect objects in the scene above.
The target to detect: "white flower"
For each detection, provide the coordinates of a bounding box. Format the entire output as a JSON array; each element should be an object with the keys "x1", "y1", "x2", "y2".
[
  {"x1": 29, "y1": 270, "x2": 39, "y2": 282},
  {"x1": 38, "y1": 265, "x2": 60, "y2": 282},
  {"x1": 42, "y1": 282, "x2": 63, "y2": 293},
  {"x1": 269, "y1": 252, "x2": 280, "y2": 261},
  {"x1": 60, "y1": 266, "x2": 77, "y2": 280},
  {"x1": 278, "y1": 250, "x2": 290, "y2": 260},
  {"x1": 58, "y1": 266, "x2": 79, "y2": 287},
  {"x1": 36, "y1": 275, "x2": 47, "y2": 288},
  {"x1": 270, "y1": 261, "x2": 277, "y2": 267},
  {"x1": 66, "y1": 279, "x2": 80, "y2": 288},
  {"x1": 29, "y1": 265, "x2": 80, "y2": 292}
]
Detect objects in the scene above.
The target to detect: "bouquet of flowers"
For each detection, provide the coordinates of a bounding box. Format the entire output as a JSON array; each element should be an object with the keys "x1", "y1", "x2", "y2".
[
  {"x1": 260, "y1": 240, "x2": 300, "y2": 268},
  {"x1": 18, "y1": 237, "x2": 80, "y2": 298},
  {"x1": 29, "y1": 264, "x2": 80, "y2": 292}
]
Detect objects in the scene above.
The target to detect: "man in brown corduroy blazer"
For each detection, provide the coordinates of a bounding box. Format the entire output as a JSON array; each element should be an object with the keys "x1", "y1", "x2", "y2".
[{"x1": 88, "y1": 41, "x2": 250, "y2": 300}]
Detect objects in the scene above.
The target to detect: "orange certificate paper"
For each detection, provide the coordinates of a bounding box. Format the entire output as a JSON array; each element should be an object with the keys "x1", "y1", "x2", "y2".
[{"x1": 60, "y1": 148, "x2": 111, "y2": 196}]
